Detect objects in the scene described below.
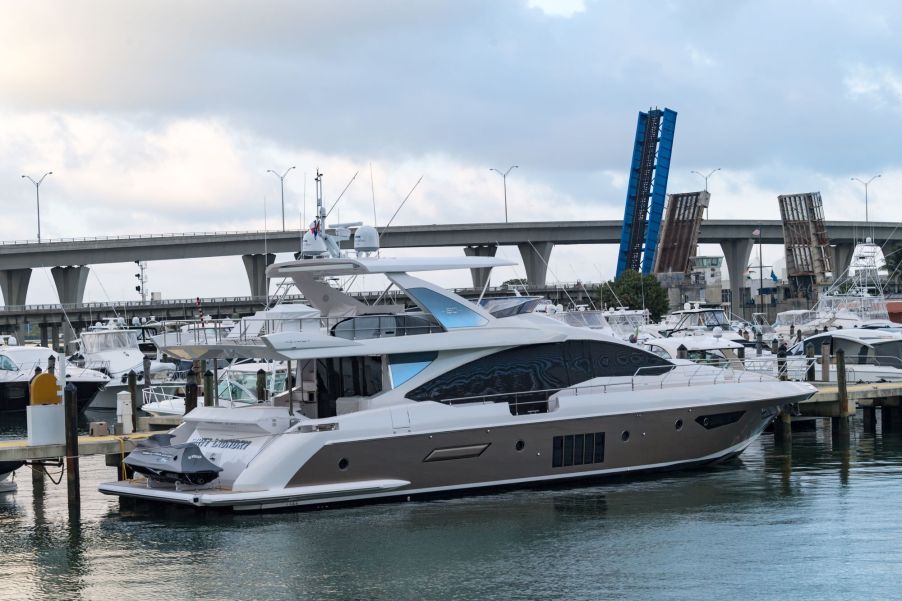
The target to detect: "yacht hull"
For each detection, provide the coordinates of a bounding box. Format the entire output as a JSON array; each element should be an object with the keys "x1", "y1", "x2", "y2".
[
  {"x1": 89, "y1": 383, "x2": 145, "y2": 410},
  {"x1": 0, "y1": 380, "x2": 105, "y2": 414},
  {"x1": 100, "y1": 393, "x2": 799, "y2": 511}
]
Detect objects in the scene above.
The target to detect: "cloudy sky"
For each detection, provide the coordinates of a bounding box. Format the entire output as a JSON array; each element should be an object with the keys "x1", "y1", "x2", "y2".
[{"x1": 1, "y1": 0, "x2": 900, "y2": 304}]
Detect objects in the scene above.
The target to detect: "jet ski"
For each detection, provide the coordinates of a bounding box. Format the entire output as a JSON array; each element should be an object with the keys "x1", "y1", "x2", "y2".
[{"x1": 124, "y1": 433, "x2": 222, "y2": 486}]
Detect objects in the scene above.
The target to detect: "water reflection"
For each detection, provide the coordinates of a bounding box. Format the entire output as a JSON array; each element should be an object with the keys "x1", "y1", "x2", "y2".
[{"x1": 1, "y1": 416, "x2": 902, "y2": 600}]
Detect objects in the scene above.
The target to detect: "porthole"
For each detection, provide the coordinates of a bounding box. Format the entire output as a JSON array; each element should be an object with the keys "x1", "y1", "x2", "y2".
[
  {"x1": 621, "y1": 430, "x2": 630, "y2": 442},
  {"x1": 515, "y1": 440, "x2": 525, "y2": 451},
  {"x1": 675, "y1": 419, "x2": 683, "y2": 431},
  {"x1": 702, "y1": 417, "x2": 710, "y2": 427},
  {"x1": 338, "y1": 458, "x2": 349, "y2": 471}
]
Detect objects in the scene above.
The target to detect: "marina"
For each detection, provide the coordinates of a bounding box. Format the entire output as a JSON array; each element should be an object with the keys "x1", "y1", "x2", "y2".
[{"x1": 4, "y1": 2, "x2": 902, "y2": 599}]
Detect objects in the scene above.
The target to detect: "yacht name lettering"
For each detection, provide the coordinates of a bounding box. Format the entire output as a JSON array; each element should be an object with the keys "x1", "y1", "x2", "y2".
[{"x1": 194, "y1": 437, "x2": 252, "y2": 450}]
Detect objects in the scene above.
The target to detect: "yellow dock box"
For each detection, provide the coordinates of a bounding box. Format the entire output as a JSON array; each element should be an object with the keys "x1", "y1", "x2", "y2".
[{"x1": 29, "y1": 372, "x2": 61, "y2": 405}]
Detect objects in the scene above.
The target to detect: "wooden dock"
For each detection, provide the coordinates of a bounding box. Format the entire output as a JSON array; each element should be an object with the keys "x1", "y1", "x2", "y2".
[{"x1": 0, "y1": 432, "x2": 152, "y2": 462}]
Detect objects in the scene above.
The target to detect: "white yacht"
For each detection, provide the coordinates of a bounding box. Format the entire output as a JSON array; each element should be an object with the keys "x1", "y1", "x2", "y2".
[
  {"x1": 73, "y1": 328, "x2": 174, "y2": 409},
  {"x1": 0, "y1": 347, "x2": 110, "y2": 413},
  {"x1": 773, "y1": 239, "x2": 891, "y2": 339},
  {"x1": 781, "y1": 329, "x2": 902, "y2": 383},
  {"x1": 98, "y1": 179, "x2": 815, "y2": 511},
  {"x1": 101, "y1": 257, "x2": 814, "y2": 511}
]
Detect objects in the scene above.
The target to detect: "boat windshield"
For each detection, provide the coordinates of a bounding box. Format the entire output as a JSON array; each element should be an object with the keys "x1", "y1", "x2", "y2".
[
  {"x1": 665, "y1": 310, "x2": 729, "y2": 329},
  {"x1": 81, "y1": 331, "x2": 139, "y2": 354},
  {"x1": 774, "y1": 311, "x2": 818, "y2": 326},
  {"x1": 224, "y1": 370, "x2": 288, "y2": 395}
]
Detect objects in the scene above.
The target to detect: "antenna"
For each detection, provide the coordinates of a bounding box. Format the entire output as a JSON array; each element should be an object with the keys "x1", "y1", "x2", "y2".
[
  {"x1": 325, "y1": 170, "x2": 359, "y2": 219},
  {"x1": 382, "y1": 176, "x2": 424, "y2": 236},
  {"x1": 370, "y1": 162, "x2": 378, "y2": 226}
]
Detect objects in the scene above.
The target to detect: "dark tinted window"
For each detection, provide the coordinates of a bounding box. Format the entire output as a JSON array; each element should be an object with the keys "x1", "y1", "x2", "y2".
[
  {"x1": 316, "y1": 356, "x2": 383, "y2": 418},
  {"x1": 407, "y1": 340, "x2": 671, "y2": 403}
]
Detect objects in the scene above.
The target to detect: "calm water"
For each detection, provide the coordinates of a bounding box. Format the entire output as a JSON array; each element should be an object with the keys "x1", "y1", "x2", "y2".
[{"x1": 2, "y1": 412, "x2": 902, "y2": 601}]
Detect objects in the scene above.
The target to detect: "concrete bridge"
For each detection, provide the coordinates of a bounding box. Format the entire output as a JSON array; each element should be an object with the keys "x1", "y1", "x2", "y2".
[{"x1": 0, "y1": 219, "x2": 897, "y2": 322}]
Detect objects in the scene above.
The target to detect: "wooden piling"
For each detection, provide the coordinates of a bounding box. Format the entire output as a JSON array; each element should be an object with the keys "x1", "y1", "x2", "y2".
[
  {"x1": 863, "y1": 406, "x2": 877, "y2": 433},
  {"x1": 64, "y1": 383, "x2": 80, "y2": 508},
  {"x1": 777, "y1": 345, "x2": 787, "y2": 381},
  {"x1": 882, "y1": 406, "x2": 894, "y2": 433},
  {"x1": 142, "y1": 356, "x2": 151, "y2": 387},
  {"x1": 203, "y1": 370, "x2": 215, "y2": 407},
  {"x1": 127, "y1": 370, "x2": 138, "y2": 432},
  {"x1": 831, "y1": 348, "x2": 852, "y2": 434},
  {"x1": 805, "y1": 344, "x2": 815, "y2": 382},
  {"x1": 820, "y1": 342, "x2": 831, "y2": 382},
  {"x1": 774, "y1": 409, "x2": 792, "y2": 443},
  {"x1": 185, "y1": 368, "x2": 198, "y2": 414},
  {"x1": 256, "y1": 368, "x2": 266, "y2": 401}
]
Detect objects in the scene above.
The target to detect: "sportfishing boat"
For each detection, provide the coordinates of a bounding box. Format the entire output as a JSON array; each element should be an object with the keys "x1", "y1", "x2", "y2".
[
  {"x1": 780, "y1": 329, "x2": 902, "y2": 383},
  {"x1": 0, "y1": 346, "x2": 110, "y2": 413},
  {"x1": 98, "y1": 176, "x2": 815, "y2": 511},
  {"x1": 71, "y1": 328, "x2": 174, "y2": 409},
  {"x1": 773, "y1": 239, "x2": 892, "y2": 338}
]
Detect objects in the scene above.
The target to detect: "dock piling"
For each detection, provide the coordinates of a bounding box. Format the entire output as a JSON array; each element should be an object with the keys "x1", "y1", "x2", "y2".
[
  {"x1": 777, "y1": 344, "x2": 787, "y2": 381},
  {"x1": 805, "y1": 344, "x2": 815, "y2": 382},
  {"x1": 127, "y1": 370, "x2": 138, "y2": 432},
  {"x1": 831, "y1": 349, "x2": 852, "y2": 434},
  {"x1": 863, "y1": 407, "x2": 877, "y2": 433},
  {"x1": 203, "y1": 370, "x2": 214, "y2": 407},
  {"x1": 185, "y1": 363, "x2": 198, "y2": 414},
  {"x1": 64, "y1": 383, "x2": 80, "y2": 508},
  {"x1": 820, "y1": 342, "x2": 831, "y2": 382},
  {"x1": 256, "y1": 368, "x2": 266, "y2": 401}
]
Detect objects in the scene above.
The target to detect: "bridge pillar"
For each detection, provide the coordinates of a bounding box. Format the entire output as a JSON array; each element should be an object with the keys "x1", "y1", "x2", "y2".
[
  {"x1": 720, "y1": 239, "x2": 754, "y2": 318},
  {"x1": 242, "y1": 253, "x2": 275, "y2": 298},
  {"x1": 40, "y1": 324, "x2": 49, "y2": 348},
  {"x1": 0, "y1": 268, "x2": 32, "y2": 342},
  {"x1": 831, "y1": 243, "x2": 854, "y2": 278},
  {"x1": 517, "y1": 242, "x2": 554, "y2": 287},
  {"x1": 51, "y1": 266, "x2": 89, "y2": 352},
  {"x1": 463, "y1": 244, "x2": 498, "y2": 289}
]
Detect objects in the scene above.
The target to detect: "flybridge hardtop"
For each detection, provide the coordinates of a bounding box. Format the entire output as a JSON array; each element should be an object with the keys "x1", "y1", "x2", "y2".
[{"x1": 267, "y1": 256, "x2": 516, "y2": 277}]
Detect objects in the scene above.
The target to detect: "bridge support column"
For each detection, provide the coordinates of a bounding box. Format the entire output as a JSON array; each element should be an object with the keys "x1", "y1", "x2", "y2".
[
  {"x1": 40, "y1": 324, "x2": 49, "y2": 348},
  {"x1": 720, "y1": 239, "x2": 754, "y2": 318},
  {"x1": 50, "y1": 324, "x2": 60, "y2": 352},
  {"x1": 517, "y1": 242, "x2": 554, "y2": 287},
  {"x1": 463, "y1": 244, "x2": 498, "y2": 289},
  {"x1": 242, "y1": 253, "x2": 275, "y2": 299},
  {"x1": 0, "y1": 268, "x2": 32, "y2": 342},
  {"x1": 831, "y1": 243, "x2": 854, "y2": 278},
  {"x1": 51, "y1": 266, "x2": 89, "y2": 353}
]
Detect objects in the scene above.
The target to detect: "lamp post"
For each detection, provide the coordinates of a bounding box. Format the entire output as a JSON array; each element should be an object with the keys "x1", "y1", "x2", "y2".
[
  {"x1": 267, "y1": 166, "x2": 296, "y2": 231},
  {"x1": 21, "y1": 171, "x2": 52, "y2": 242},
  {"x1": 690, "y1": 168, "x2": 720, "y2": 219},
  {"x1": 690, "y1": 167, "x2": 720, "y2": 192},
  {"x1": 489, "y1": 165, "x2": 518, "y2": 223},
  {"x1": 851, "y1": 173, "x2": 881, "y2": 232}
]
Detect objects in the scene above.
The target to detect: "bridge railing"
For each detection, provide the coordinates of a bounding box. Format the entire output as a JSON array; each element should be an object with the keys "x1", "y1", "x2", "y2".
[{"x1": 0, "y1": 229, "x2": 301, "y2": 246}]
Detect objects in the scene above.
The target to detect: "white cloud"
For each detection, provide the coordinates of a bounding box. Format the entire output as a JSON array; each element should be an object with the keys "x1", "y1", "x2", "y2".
[
  {"x1": 526, "y1": 0, "x2": 586, "y2": 18},
  {"x1": 844, "y1": 64, "x2": 902, "y2": 106}
]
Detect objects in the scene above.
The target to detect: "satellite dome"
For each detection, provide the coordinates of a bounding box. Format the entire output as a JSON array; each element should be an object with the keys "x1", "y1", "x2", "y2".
[{"x1": 354, "y1": 225, "x2": 380, "y2": 254}]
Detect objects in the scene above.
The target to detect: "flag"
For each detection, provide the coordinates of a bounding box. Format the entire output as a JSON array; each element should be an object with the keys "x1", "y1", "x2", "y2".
[
  {"x1": 752, "y1": 228, "x2": 761, "y2": 236},
  {"x1": 770, "y1": 270, "x2": 779, "y2": 283}
]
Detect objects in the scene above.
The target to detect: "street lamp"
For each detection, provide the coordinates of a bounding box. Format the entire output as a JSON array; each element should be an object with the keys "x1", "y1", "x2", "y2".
[
  {"x1": 489, "y1": 165, "x2": 518, "y2": 223},
  {"x1": 690, "y1": 167, "x2": 721, "y2": 192},
  {"x1": 267, "y1": 166, "x2": 296, "y2": 231},
  {"x1": 851, "y1": 173, "x2": 881, "y2": 226},
  {"x1": 21, "y1": 171, "x2": 53, "y2": 242}
]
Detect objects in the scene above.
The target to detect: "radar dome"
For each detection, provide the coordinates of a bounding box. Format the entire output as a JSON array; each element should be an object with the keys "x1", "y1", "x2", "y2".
[
  {"x1": 302, "y1": 231, "x2": 328, "y2": 257},
  {"x1": 354, "y1": 225, "x2": 380, "y2": 254}
]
